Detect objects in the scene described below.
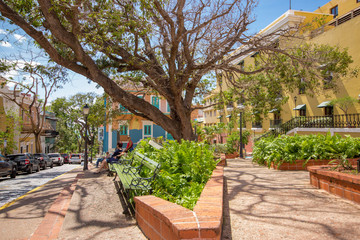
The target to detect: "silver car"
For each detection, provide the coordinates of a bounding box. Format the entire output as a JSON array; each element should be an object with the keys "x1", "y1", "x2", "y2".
[
  {"x1": 69, "y1": 154, "x2": 82, "y2": 164},
  {"x1": 48, "y1": 153, "x2": 64, "y2": 166}
]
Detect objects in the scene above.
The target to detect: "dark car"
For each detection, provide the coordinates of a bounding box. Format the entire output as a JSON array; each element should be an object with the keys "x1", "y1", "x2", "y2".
[
  {"x1": 6, "y1": 153, "x2": 40, "y2": 174},
  {"x1": 34, "y1": 153, "x2": 53, "y2": 170},
  {"x1": 61, "y1": 153, "x2": 70, "y2": 164},
  {"x1": 0, "y1": 154, "x2": 17, "y2": 178}
]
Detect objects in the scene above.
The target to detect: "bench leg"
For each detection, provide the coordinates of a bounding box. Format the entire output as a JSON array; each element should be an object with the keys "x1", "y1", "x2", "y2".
[{"x1": 113, "y1": 181, "x2": 131, "y2": 215}]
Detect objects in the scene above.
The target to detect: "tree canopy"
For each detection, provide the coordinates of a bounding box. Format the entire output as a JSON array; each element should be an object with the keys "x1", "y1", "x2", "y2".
[{"x1": 0, "y1": 0, "x2": 356, "y2": 140}]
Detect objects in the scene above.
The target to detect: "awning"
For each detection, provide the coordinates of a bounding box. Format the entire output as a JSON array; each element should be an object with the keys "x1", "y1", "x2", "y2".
[
  {"x1": 269, "y1": 108, "x2": 278, "y2": 113},
  {"x1": 293, "y1": 104, "x2": 306, "y2": 110},
  {"x1": 226, "y1": 114, "x2": 231, "y2": 118},
  {"x1": 317, "y1": 101, "x2": 332, "y2": 108},
  {"x1": 217, "y1": 116, "x2": 222, "y2": 119}
]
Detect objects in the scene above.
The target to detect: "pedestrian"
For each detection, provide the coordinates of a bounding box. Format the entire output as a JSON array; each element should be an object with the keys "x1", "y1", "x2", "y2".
[
  {"x1": 94, "y1": 142, "x2": 124, "y2": 174},
  {"x1": 95, "y1": 152, "x2": 110, "y2": 168},
  {"x1": 124, "y1": 136, "x2": 134, "y2": 153}
]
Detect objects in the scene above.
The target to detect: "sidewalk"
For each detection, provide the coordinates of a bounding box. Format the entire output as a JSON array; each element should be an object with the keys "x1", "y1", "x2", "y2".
[
  {"x1": 0, "y1": 164, "x2": 146, "y2": 240},
  {"x1": 222, "y1": 158, "x2": 360, "y2": 240}
]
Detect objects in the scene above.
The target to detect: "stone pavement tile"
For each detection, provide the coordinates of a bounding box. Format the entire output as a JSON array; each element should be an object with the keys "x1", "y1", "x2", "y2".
[
  {"x1": 58, "y1": 169, "x2": 146, "y2": 240},
  {"x1": 222, "y1": 158, "x2": 360, "y2": 240}
]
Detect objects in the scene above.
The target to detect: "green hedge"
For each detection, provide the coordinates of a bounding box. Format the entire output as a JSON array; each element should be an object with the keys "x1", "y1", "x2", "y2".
[
  {"x1": 253, "y1": 133, "x2": 360, "y2": 168},
  {"x1": 135, "y1": 139, "x2": 216, "y2": 210}
]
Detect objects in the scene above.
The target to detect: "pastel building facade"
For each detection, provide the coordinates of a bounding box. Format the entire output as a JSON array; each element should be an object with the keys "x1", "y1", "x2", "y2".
[
  {"x1": 204, "y1": 0, "x2": 360, "y2": 143},
  {"x1": 102, "y1": 91, "x2": 174, "y2": 153}
]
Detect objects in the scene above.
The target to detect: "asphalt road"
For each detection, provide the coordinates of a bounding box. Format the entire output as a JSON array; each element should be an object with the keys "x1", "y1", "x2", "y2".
[{"x1": 0, "y1": 164, "x2": 80, "y2": 208}]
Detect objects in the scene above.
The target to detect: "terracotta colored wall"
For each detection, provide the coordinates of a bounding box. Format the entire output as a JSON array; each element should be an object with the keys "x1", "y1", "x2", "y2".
[{"x1": 134, "y1": 166, "x2": 224, "y2": 240}]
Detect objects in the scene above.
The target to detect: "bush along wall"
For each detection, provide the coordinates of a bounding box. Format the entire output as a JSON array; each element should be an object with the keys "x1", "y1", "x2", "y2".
[
  {"x1": 253, "y1": 133, "x2": 360, "y2": 168},
  {"x1": 136, "y1": 139, "x2": 217, "y2": 210}
]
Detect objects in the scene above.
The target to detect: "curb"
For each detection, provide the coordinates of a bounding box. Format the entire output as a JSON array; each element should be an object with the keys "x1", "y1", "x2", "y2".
[{"x1": 29, "y1": 173, "x2": 84, "y2": 240}]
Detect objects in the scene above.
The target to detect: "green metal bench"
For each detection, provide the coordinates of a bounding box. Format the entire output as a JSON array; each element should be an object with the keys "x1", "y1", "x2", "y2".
[{"x1": 112, "y1": 152, "x2": 161, "y2": 214}]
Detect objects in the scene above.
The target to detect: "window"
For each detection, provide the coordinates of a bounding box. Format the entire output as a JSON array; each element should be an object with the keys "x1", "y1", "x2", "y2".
[
  {"x1": 119, "y1": 125, "x2": 128, "y2": 135},
  {"x1": 330, "y1": 6, "x2": 338, "y2": 18},
  {"x1": 299, "y1": 109, "x2": 306, "y2": 117},
  {"x1": 167, "y1": 101, "x2": 170, "y2": 113},
  {"x1": 323, "y1": 71, "x2": 333, "y2": 89},
  {"x1": 144, "y1": 125, "x2": 152, "y2": 136},
  {"x1": 324, "y1": 106, "x2": 334, "y2": 116},
  {"x1": 119, "y1": 104, "x2": 128, "y2": 112},
  {"x1": 214, "y1": 110, "x2": 217, "y2": 116},
  {"x1": 238, "y1": 60, "x2": 245, "y2": 70},
  {"x1": 299, "y1": 78, "x2": 306, "y2": 94},
  {"x1": 210, "y1": 111, "x2": 212, "y2": 117},
  {"x1": 151, "y1": 96, "x2": 160, "y2": 109}
]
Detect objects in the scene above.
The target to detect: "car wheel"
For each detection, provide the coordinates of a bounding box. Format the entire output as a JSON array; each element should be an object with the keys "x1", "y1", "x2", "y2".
[
  {"x1": 10, "y1": 168, "x2": 16, "y2": 178},
  {"x1": 36, "y1": 164, "x2": 40, "y2": 172},
  {"x1": 27, "y1": 165, "x2": 33, "y2": 174}
]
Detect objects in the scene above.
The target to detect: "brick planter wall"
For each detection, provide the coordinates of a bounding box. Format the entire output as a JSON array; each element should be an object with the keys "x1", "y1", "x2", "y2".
[
  {"x1": 134, "y1": 166, "x2": 224, "y2": 240},
  {"x1": 270, "y1": 158, "x2": 359, "y2": 171},
  {"x1": 225, "y1": 152, "x2": 238, "y2": 159},
  {"x1": 217, "y1": 154, "x2": 226, "y2": 166},
  {"x1": 308, "y1": 165, "x2": 360, "y2": 204}
]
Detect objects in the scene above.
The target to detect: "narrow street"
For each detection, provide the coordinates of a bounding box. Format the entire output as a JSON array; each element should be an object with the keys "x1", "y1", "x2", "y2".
[{"x1": 0, "y1": 164, "x2": 80, "y2": 208}]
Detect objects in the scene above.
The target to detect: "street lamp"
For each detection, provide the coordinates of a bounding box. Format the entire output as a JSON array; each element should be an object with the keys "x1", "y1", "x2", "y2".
[
  {"x1": 294, "y1": 96, "x2": 297, "y2": 118},
  {"x1": 83, "y1": 104, "x2": 90, "y2": 171},
  {"x1": 237, "y1": 104, "x2": 244, "y2": 159}
]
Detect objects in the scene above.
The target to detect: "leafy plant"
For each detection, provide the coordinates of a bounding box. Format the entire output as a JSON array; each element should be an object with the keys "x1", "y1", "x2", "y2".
[
  {"x1": 225, "y1": 130, "x2": 250, "y2": 154},
  {"x1": 253, "y1": 133, "x2": 360, "y2": 168},
  {"x1": 135, "y1": 139, "x2": 216, "y2": 210}
]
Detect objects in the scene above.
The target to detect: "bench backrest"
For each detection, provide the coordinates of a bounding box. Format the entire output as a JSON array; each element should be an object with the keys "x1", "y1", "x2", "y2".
[
  {"x1": 149, "y1": 140, "x2": 163, "y2": 150},
  {"x1": 135, "y1": 152, "x2": 161, "y2": 172}
]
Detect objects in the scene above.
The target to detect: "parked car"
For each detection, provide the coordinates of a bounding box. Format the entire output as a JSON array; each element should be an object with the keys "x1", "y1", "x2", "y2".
[
  {"x1": 0, "y1": 154, "x2": 17, "y2": 178},
  {"x1": 61, "y1": 153, "x2": 70, "y2": 164},
  {"x1": 48, "y1": 153, "x2": 64, "y2": 166},
  {"x1": 34, "y1": 153, "x2": 53, "y2": 170},
  {"x1": 69, "y1": 154, "x2": 82, "y2": 164},
  {"x1": 6, "y1": 153, "x2": 40, "y2": 174}
]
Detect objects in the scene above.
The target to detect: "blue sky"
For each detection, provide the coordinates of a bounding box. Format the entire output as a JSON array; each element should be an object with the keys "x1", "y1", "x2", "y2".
[{"x1": 0, "y1": 0, "x2": 331, "y2": 102}]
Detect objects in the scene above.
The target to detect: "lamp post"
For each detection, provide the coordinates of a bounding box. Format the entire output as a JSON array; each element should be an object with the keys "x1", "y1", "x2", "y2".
[
  {"x1": 83, "y1": 104, "x2": 90, "y2": 171},
  {"x1": 294, "y1": 96, "x2": 297, "y2": 118},
  {"x1": 237, "y1": 105, "x2": 244, "y2": 159}
]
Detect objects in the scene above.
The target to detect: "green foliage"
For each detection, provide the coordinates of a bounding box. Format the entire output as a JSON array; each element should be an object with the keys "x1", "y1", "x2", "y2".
[
  {"x1": 135, "y1": 139, "x2": 216, "y2": 210},
  {"x1": 225, "y1": 130, "x2": 250, "y2": 154},
  {"x1": 330, "y1": 96, "x2": 359, "y2": 115},
  {"x1": 0, "y1": 110, "x2": 21, "y2": 154},
  {"x1": 253, "y1": 133, "x2": 360, "y2": 168}
]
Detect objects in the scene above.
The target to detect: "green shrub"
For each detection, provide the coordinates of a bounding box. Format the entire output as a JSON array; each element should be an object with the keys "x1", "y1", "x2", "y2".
[
  {"x1": 253, "y1": 133, "x2": 360, "y2": 168},
  {"x1": 135, "y1": 139, "x2": 216, "y2": 210}
]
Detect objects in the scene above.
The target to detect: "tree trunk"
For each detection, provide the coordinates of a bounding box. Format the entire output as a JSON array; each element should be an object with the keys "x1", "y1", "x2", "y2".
[{"x1": 34, "y1": 133, "x2": 41, "y2": 153}]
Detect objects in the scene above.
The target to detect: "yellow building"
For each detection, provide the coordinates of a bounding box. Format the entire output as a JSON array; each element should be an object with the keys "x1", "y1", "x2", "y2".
[{"x1": 206, "y1": 0, "x2": 360, "y2": 142}]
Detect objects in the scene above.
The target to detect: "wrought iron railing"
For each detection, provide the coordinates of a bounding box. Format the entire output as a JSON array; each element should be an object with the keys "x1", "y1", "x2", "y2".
[
  {"x1": 270, "y1": 119, "x2": 282, "y2": 128},
  {"x1": 255, "y1": 114, "x2": 360, "y2": 141}
]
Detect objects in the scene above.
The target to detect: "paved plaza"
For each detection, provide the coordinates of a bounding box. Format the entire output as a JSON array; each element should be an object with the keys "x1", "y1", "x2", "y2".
[{"x1": 1, "y1": 159, "x2": 360, "y2": 239}]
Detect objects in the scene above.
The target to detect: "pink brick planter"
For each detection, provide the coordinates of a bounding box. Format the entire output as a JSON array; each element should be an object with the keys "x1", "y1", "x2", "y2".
[
  {"x1": 134, "y1": 166, "x2": 224, "y2": 240},
  {"x1": 309, "y1": 165, "x2": 360, "y2": 204},
  {"x1": 269, "y1": 158, "x2": 359, "y2": 171}
]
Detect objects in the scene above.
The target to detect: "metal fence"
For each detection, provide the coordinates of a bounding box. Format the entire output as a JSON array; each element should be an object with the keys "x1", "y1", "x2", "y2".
[{"x1": 255, "y1": 114, "x2": 360, "y2": 141}]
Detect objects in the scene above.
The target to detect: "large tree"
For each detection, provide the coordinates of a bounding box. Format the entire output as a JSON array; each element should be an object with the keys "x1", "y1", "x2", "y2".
[
  {"x1": 51, "y1": 93, "x2": 114, "y2": 155},
  {"x1": 0, "y1": 0, "x2": 355, "y2": 140},
  {"x1": 0, "y1": 63, "x2": 67, "y2": 153}
]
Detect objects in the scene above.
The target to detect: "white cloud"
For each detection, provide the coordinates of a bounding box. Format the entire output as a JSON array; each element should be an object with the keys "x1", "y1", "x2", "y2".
[
  {"x1": 13, "y1": 33, "x2": 26, "y2": 42},
  {"x1": 0, "y1": 29, "x2": 6, "y2": 35},
  {"x1": 0, "y1": 41, "x2": 12, "y2": 48}
]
